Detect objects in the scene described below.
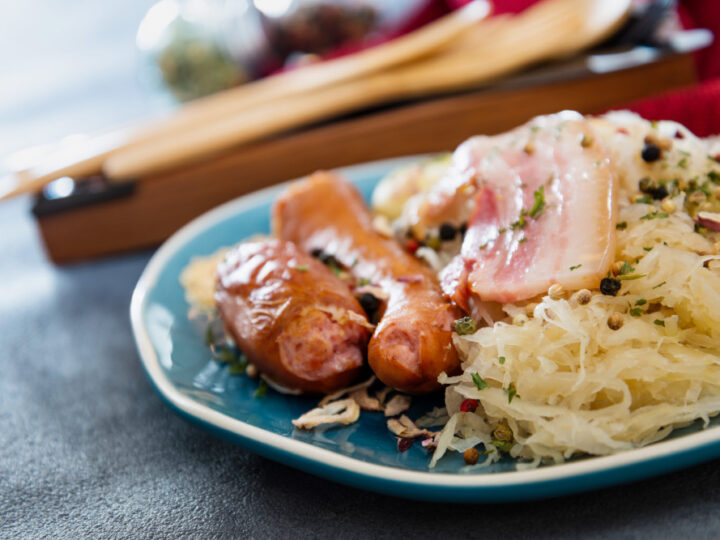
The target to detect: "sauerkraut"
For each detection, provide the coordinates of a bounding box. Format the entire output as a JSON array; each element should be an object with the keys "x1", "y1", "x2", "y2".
[{"x1": 374, "y1": 112, "x2": 720, "y2": 468}]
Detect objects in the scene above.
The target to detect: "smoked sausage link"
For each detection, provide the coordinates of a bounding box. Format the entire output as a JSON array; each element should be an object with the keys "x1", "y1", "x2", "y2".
[
  {"x1": 214, "y1": 239, "x2": 369, "y2": 394},
  {"x1": 273, "y1": 172, "x2": 461, "y2": 394}
]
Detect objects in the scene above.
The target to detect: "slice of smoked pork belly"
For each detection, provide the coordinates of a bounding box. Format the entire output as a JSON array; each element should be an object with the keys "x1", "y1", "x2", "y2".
[{"x1": 433, "y1": 111, "x2": 617, "y2": 308}]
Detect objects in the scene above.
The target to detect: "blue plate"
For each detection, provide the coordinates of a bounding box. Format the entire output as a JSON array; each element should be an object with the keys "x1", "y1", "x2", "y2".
[{"x1": 130, "y1": 156, "x2": 720, "y2": 502}]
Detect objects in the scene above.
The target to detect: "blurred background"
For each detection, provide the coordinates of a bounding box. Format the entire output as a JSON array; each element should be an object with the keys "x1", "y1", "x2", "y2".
[
  {"x1": 2, "y1": 0, "x2": 719, "y2": 262},
  {"x1": 0, "y1": 0, "x2": 171, "y2": 166}
]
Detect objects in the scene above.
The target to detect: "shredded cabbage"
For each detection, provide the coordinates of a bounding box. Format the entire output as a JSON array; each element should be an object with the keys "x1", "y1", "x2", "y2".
[{"x1": 428, "y1": 113, "x2": 720, "y2": 468}]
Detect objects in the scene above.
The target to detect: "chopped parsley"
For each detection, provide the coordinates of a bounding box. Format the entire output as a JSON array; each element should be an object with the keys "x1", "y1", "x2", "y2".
[
  {"x1": 619, "y1": 261, "x2": 635, "y2": 275},
  {"x1": 510, "y1": 210, "x2": 527, "y2": 230},
  {"x1": 471, "y1": 373, "x2": 489, "y2": 391},
  {"x1": 635, "y1": 299, "x2": 647, "y2": 306},
  {"x1": 677, "y1": 157, "x2": 688, "y2": 169},
  {"x1": 640, "y1": 211, "x2": 669, "y2": 220},
  {"x1": 492, "y1": 440, "x2": 513, "y2": 452},
  {"x1": 327, "y1": 261, "x2": 343, "y2": 276},
  {"x1": 228, "y1": 358, "x2": 248, "y2": 375},
  {"x1": 654, "y1": 319, "x2": 666, "y2": 327},
  {"x1": 635, "y1": 196, "x2": 653, "y2": 204},
  {"x1": 204, "y1": 325, "x2": 214, "y2": 346},
  {"x1": 296, "y1": 265, "x2": 309, "y2": 271},
  {"x1": 504, "y1": 384, "x2": 519, "y2": 404},
  {"x1": 518, "y1": 237, "x2": 528, "y2": 244},
  {"x1": 629, "y1": 307, "x2": 643, "y2": 317},
  {"x1": 569, "y1": 264, "x2": 582, "y2": 271},
  {"x1": 498, "y1": 356, "x2": 506, "y2": 365},
  {"x1": 222, "y1": 350, "x2": 248, "y2": 375},
  {"x1": 643, "y1": 247, "x2": 653, "y2": 252},
  {"x1": 652, "y1": 281, "x2": 667, "y2": 289},
  {"x1": 254, "y1": 379, "x2": 268, "y2": 398},
  {"x1": 357, "y1": 277, "x2": 371, "y2": 286},
  {"x1": 529, "y1": 186, "x2": 546, "y2": 218},
  {"x1": 479, "y1": 243, "x2": 488, "y2": 250}
]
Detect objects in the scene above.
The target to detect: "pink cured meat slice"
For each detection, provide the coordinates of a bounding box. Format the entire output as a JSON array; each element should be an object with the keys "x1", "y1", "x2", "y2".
[{"x1": 438, "y1": 112, "x2": 617, "y2": 307}]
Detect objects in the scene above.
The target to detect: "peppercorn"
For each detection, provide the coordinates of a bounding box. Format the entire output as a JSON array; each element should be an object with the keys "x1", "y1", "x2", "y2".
[
  {"x1": 574, "y1": 289, "x2": 592, "y2": 305},
  {"x1": 493, "y1": 423, "x2": 513, "y2": 442},
  {"x1": 463, "y1": 448, "x2": 480, "y2": 465},
  {"x1": 607, "y1": 313, "x2": 624, "y2": 330},
  {"x1": 641, "y1": 143, "x2": 661, "y2": 162},
  {"x1": 638, "y1": 177, "x2": 668, "y2": 200},
  {"x1": 600, "y1": 277, "x2": 622, "y2": 296},
  {"x1": 660, "y1": 198, "x2": 676, "y2": 213},
  {"x1": 454, "y1": 316, "x2": 476, "y2": 335},
  {"x1": 460, "y1": 399, "x2": 479, "y2": 413},
  {"x1": 439, "y1": 222, "x2": 457, "y2": 241},
  {"x1": 311, "y1": 248, "x2": 324, "y2": 258},
  {"x1": 548, "y1": 283, "x2": 564, "y2": 300},
  {"x1": 397, "y1": 437, "x2": 414, "y2": 452},
  {"x1": 405, "y1": 238, "x2": 420, "y2": 254},
  {"x1": 425, "y1": 236, "x2": 441, "y2": 250},
  {"x1": 357, "y1": 292, "x2": 380, "y2": 316}
]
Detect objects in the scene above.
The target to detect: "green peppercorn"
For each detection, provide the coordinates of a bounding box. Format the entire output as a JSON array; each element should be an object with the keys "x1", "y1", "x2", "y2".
[{"x1": 454, "y1": 316, "x2": 476, "y2": 335}]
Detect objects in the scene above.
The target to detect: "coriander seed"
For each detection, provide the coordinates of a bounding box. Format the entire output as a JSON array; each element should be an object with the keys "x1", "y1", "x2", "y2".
[
  {"x1": 548, "y1": 283, "x2": 564, "y2": 300},
  {"x1": 660, "y1": 198, "x2": 676, "y2": 213},
  {"x1": 574, "y1": 289, "x2": 592, "y2": 305},
  {"x1": 607, "y1": 313, "x2": 624, "y2": 330}
]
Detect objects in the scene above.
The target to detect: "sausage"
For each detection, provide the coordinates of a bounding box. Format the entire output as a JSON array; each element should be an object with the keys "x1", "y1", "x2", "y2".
[
  {"x1": 214, "y1": 239, "x2": 370, "y2": 394},
  {"x1": 272, "y1": 172, "x2": 461, "y2": 394}
]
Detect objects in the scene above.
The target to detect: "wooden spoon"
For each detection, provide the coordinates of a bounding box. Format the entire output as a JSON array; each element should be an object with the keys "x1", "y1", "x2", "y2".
[
  {"x1": 1, "y1": 1, "x2": 490, "y2": 200},
  {"x1": 103, "y1": 0, "x2": 631, "y2": 179}
]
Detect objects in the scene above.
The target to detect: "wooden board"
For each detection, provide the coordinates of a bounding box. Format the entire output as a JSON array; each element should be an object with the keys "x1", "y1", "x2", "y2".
[{"x1": 36, "y1": 53, "x2": 696, "y2": 263}]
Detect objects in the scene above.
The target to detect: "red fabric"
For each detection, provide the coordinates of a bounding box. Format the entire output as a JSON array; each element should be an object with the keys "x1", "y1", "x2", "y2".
[
  {"x1": 607, "y1": 78, "x2": 720, "y2": 137},
  {"x1": 446, "y1": 0, "x2": 538, "y2": 15},
  {"x1": 677, "y1": 1, "x2": 720, "y2": 80}
]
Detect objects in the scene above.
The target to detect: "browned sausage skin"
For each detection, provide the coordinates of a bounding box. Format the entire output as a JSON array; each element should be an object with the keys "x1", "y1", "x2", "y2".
[
  {"x1": 273, "y1": 172, "x2": 461, "y2": 394},
  {"x1": 214, "y1": 239, "x2": 370, "y2": 394}
]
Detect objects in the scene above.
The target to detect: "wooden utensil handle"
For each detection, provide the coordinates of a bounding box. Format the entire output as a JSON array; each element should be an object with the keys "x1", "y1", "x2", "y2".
[{"x1": 104, "y1": 0, "x2": 631, "y2": 180}]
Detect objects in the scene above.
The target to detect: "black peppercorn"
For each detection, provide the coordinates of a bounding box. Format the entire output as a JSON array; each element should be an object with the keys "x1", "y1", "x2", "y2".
[
  {"x1": 638, "y1": 177, "x2": 668, "y2": 200},
  {"x1": 357, "y1": 292, "x2": 381, "y2": 315},
  {"x1": 311, "y1": 248, "x2": 324, "y2": 258},
  {"x1": 641, "y1": 143, "x2": 661, "y2": 162},
  {"x1": 600, "y1": 277, "x2": 622, "y2": 296},
  {"x1": 439, "y1": 222, "x2": 457, "y2": 241}
]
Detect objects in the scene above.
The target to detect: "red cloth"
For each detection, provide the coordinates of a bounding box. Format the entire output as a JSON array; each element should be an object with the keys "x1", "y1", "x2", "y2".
[
  {"x1": 322, "y1": 0, "x2": 720, "y2": 135},
  {"x1": 607, "y1": 78, "x2": 720, "y2": 137},
  {"x1": 678, "y1": 1, "x2": 720, "y2": 80}
]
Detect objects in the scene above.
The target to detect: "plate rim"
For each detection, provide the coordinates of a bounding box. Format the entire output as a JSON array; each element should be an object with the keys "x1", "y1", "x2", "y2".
[{"x1": 130, "y1": 155, "x2": 720, "y2": 500}]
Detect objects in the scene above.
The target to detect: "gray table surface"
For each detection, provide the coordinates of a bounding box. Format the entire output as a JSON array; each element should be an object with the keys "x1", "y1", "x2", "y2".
[{"x1": 3, "y1": 2, "x2": 720, "y2": 538}]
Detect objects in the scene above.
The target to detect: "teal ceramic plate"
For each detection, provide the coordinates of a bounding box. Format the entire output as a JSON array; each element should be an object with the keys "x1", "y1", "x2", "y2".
[{"x1": 130, "y1": 156, "x2": 720, "y2": 502}]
